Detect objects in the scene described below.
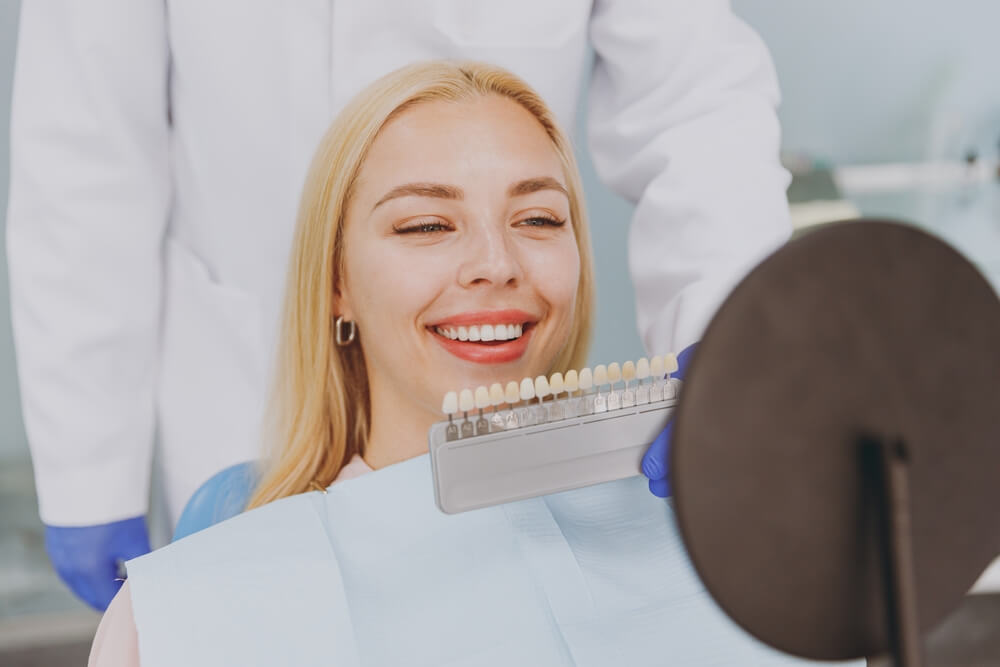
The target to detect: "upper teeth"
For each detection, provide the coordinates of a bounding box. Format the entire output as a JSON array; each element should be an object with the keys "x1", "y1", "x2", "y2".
[{"x1": 434, "y1": 323, "x2": 525, "y2": 342}]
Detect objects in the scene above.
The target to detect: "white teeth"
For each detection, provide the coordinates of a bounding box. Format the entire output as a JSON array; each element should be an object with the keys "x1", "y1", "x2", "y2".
[{"x1": 434, "y1": 322, "x2": 527, "y2": 342}]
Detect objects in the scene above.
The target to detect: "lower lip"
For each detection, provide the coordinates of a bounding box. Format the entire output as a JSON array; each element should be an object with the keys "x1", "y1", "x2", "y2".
[{"x1": 429, "y1": 325, "x2": 534, "y2": 364}]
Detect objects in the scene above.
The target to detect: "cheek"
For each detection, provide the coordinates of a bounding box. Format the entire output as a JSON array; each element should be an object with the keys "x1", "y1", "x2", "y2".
[
  {"x1": 345, "y1": 242, "x2": 446, "y2": 338},
  {"x1": 524, "y1": 238, "x2": 581, "y2": 320}
]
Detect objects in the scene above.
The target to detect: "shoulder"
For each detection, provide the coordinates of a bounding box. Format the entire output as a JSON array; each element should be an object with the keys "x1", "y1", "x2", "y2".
[
  {"x1": 88, "y1": 582, "x2": 139, "y2": 667},
  {"x1": 332, "y1": 454, "x2": 373, "y2": 484}
]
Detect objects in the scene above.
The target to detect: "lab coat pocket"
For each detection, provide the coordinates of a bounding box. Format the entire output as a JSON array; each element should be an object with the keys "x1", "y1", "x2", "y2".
[
  {"x1": 158, "y1": 238, "x2": 267, "y2": 510},
  {"x1": 431, "y1": 0, "x2": 584, "y2": 48}
]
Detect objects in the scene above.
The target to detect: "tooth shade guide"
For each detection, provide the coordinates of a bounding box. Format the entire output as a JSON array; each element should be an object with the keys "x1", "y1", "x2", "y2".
[
  {"x1": 428, "y1": 368, "x2": 682, "y2": 514},
  {"x1": 607, "y1": 376, "x2": 622, "y2": 412},
  {"x1": 474, "y1": 386, "x2": 490, "y2": 410},
  {"x1": 489, "y1": 383, "x2": 505, "y2": 407},
  {"x1": 636, "y1": 380, "x2": 650, "y2": 405},
  {"x1": 437, "y1": 357, "x2": 683, "y2": 439},
  {"x1": 442, "y1": 391, "x2": 458, "y2": 416},
  {"x1": 549, "y1": 372, "x2": 564, "y2": 396},
  {"x1": 519, "y1": 377, "x2": 535, "y2": 401},
  {"x1": 607, "y1": 362, "x2": 622, "y2": 385},
  {"x1": 534, "y1": 375, "x2": 550, "y2": 400},
  {"x1": 458, "y1": 389, "x2": 475, "y2": 413},
  {"x1": 650, "y1": 355, "x2": 664, "y2": 377},
  {"x1": 474, "y1": 387, "x2": 490, "y2": 434},
  {"x1": 622, "y1": 361, "x2": 636, "y2": 382},
  {"x1": 592, "y1": 364, "x2": 608, "y2": 388},
  {"x1": 663, "y1": 352, "x2": 679, "y2": 376}
]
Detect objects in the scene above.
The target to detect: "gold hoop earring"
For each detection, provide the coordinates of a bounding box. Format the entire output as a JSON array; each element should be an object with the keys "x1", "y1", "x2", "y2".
[{"x1": 334, "y1": 316, "x2": 356, "y2": 346}]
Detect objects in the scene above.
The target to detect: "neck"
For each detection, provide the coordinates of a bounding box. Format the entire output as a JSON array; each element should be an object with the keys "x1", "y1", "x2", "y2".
[{"x1": 362, "y1": 380, "x2": 439, "y2": 471}]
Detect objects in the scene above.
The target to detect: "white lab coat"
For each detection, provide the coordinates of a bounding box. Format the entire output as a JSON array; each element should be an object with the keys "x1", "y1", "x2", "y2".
[{"x1": 7, "y1": 0, "x2": 791, "y2": 526}]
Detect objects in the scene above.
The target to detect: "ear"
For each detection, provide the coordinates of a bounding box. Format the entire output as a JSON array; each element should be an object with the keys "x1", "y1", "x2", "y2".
[{"x1": 332, "y1": 280, "x2": 356, "y2": 322}]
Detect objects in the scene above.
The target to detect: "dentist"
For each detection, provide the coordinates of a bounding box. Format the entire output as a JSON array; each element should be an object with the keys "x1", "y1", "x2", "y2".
[{"x1": 6, "y1": 0, "x2": 790, "y2": 610}]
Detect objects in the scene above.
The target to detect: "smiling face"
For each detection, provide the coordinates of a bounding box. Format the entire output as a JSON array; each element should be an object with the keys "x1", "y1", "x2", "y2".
[{"x1": 337, "y1": 94, "x2": 581, "y2": 430}]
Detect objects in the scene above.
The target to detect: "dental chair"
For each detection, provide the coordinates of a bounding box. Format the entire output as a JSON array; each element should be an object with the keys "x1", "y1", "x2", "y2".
[{"x1": 172, "y1": 461, "x2": 260, "y2": 541}]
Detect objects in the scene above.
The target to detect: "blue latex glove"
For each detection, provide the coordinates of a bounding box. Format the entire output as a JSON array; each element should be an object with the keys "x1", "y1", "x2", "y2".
[
  {"x1": 641, "y1": 343, "x2": 698, "y2": 498},
  {"x1": 44, "y1": 515, "x2": 151, "y2": 611}
]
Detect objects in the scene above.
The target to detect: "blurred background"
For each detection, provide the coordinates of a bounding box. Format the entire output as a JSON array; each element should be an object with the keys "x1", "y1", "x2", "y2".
[{"x1": 2, "y1": 1, "x2": 999, "y2": 663}]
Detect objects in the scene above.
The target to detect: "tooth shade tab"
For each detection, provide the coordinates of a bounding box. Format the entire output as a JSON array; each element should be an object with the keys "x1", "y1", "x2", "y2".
[
  {"x1": 636, "y1": 357, "x2": 650, "y2": 380},
  {"x1": 607, "y1": 362, "x2": 622, "y2": 384},
  {"x1": 459, "y1": 389, "x2": 475, "y2": 413},
  {"x1": 505, "y1": 381, "x2": 520, "y2": 404},
  {"x1": 519, "y1": 377, "x2": 536, "y2": 401},
  {"x1": 622, "y1": 361, "x2": 636, "y2": 381},
  {"x1": 549, "y1": 372, "x2": 564, "y2": 394},
  {"x1": 474, "y1": 386, "x2": 490, "y2": 409},
  {"x1": 593, "y1": 364, "x2": 608, "y2": 386},
  {"x1": 534, "y1": 375, "x2": 550, "y2": 399},
  {"x1": 442, "y1": 391, "x2": 458, "y2": 415},
  {"x1": 664, "y1": 352, "x2": 679, "y2": 374},
  {"x1": 563, "y1": 369, "x2": 579, "y2": 392},
  {"x1": 578, "y1": 367, "x2": 593, "y2": 390},
  {"x1": 650, "y1": 355, "x2": 664, "y2": 376},
  {"x1": 489, "y1": 383, "x2": 505, "y2": 406}
]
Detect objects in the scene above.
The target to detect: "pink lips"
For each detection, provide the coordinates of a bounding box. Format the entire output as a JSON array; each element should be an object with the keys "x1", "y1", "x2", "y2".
[
  {"x1": 428, "y1": 309, "x2": 536, "y2": 365},
  {"x1": 429, "y1": 309, "x2": 536, "y2": 328}
]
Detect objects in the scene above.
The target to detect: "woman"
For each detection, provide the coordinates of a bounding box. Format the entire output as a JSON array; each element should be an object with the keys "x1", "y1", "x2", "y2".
[{"x1": 89, "y1": 62, "x2": 837, "y2": 667}]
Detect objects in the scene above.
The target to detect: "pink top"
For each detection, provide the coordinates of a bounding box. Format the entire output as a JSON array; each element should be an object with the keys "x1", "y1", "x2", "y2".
[{"x1": 88, "y1": 455, "x2": 373, "y2": 666}]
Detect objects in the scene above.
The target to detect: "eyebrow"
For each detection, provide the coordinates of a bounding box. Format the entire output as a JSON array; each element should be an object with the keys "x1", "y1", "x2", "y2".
[
  {"x1": 507, "y1": 177, "x2": 568, "y2": 199},
  {"x1": 371, "y1": 177, "x2": 569, "y2": 212},
  {"x1": 372, "y1": 183, "x2": 463, "y2": 211}
]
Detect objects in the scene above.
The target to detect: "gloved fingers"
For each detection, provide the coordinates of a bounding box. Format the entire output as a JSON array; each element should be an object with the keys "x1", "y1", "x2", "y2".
[
  {"x1": 51, "y1": 560, "x2": 118, "y2": 611},
  {"x1": 641, "y1": 419, "x2": 673, "y2": 481},
  {"x1": 113, "y1": 533, "x2": 152, "y2": 562},
  {"x1": 43, "y1": 516, "x2": 150, "y2": 611},
  {"x1": 648, "y1": 477, "x2": 671, "y2": 498},
  {"x1": 90, "y1": 566, "x2": 127, "y2": 611}
]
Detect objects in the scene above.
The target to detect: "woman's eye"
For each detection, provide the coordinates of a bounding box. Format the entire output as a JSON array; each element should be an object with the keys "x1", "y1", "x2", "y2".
[
  {"x1": 395, "y1": 220, "x2": 452, "y2": 234},
  {"x1": 518, "y1": 216, "x2": 566, "y2": 228}
]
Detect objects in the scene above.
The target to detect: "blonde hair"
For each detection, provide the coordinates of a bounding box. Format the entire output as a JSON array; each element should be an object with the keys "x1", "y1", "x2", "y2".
[{"x1": 247, "y1": 62, "x2": 594, "y2": 510}]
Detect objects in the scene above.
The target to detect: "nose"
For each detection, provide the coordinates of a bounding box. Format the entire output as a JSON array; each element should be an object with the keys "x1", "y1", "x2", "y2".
[{"x1": 456, "y1": 220, "x2": 524, "y2": 289}]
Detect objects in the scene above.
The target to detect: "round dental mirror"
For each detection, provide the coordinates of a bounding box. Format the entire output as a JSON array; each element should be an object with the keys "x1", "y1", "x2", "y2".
[{"x1": 670, "y1": 220, "x2": 1000, "y2": 661}]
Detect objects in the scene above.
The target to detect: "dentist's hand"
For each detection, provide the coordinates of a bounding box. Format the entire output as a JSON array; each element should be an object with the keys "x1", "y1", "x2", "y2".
[
  {"x1": 44, "y1": 515, "x2": 151, "y2": 611},
  {"x1": 641, "y1": 343, "x2": 697, "y2": 498}
]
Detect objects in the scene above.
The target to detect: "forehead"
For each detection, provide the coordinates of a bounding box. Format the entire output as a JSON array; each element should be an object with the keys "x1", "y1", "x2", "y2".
[{"x1": 357, "y1": 95, "x2": 565, "y2": 191}]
